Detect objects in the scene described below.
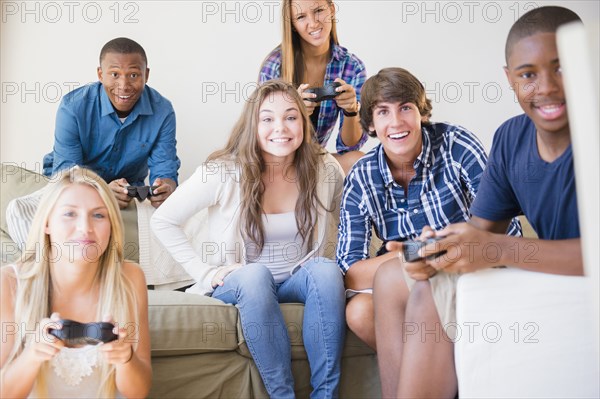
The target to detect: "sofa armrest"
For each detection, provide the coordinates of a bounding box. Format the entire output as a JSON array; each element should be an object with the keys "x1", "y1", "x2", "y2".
[{"x1": 455, "y1": 268, "x2": 599, "y2": 398}]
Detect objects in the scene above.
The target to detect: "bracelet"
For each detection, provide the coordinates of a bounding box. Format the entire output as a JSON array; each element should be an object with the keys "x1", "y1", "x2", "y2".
[{"x1": 342, "y1": 101, "x2": 360, "y2": 117}]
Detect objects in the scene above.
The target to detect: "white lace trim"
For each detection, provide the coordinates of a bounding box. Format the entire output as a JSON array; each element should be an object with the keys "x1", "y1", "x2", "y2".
[{"x1": 50, "y1": 345, "x2": 100, "y2": 386}]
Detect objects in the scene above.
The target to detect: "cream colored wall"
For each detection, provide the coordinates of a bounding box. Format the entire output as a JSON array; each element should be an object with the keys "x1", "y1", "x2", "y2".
[{"x1": 1, "y1": 0, "x2": 598, "y2": 181}]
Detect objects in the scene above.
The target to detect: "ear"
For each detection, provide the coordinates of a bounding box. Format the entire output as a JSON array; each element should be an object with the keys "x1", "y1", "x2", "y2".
[
  {"x1": 145, "y1": 67, "x2": 150, "y2": 83},
  {"x1": 45, "y1": 223, "x2": 50, "y2": 235},
  {"x1": 97, "y1": 66, "x2": 103, "y2": 82},
  {"x1": 329, "y1": 1, "x2": 336, "y2": 20},
  {"x1": 503, "y1": 66, "x2": 511, "y2": 83}
]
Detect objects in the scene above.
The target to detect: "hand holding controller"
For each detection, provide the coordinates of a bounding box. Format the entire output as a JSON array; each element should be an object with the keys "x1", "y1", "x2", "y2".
[
  {"x1": 305, "y1": 82, "x2": 344, "y2": 102},
  {"x1": 402, "y1": 237, "x2": 448, "y2": 263},
  {"x1": 126, "y1": 185, "x2": 158, "y2": 201},
  {"x1": 48, "y1": 319, "x2": 118, "y2": 346}
]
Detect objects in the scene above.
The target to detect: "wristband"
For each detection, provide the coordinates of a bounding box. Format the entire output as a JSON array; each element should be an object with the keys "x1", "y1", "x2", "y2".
[{"x1": 342, "y1": 101, "x2": 360, "y2": 117}]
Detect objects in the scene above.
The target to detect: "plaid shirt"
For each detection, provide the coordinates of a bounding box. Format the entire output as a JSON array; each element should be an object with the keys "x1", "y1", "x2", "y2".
[
  {"x1": 259, "y1": 44, "x2": 368, "y2": 153},
  {"x1": 337, "y1": 123, "x2": 522, "y2": 273}
]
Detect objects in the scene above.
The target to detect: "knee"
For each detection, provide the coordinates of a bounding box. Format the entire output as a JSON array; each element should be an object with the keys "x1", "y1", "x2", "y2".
[
  {"x1": 373, "y1": 257, "x2": 405, "y2": 295},
  {"x1": 409, "y1": 280, "x2": 431, "y2": 303},
  {"x1": 345, "y1": 295, "x2": 373, "y2": 332},
  {"x1": 303, "y1": 257, "x2": 343, "y2": 286},
  {"x1": 227, "y1": 263, "x2": 274, "y2": 290}
]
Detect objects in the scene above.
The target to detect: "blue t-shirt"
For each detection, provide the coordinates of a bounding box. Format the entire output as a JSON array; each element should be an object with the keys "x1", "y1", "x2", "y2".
[
  {"x1": 471, "y1": 114, "x2": 579, "y2": 240},
  {"x1": 43, "y1": 81, "x2": 180, "y2": 185}
]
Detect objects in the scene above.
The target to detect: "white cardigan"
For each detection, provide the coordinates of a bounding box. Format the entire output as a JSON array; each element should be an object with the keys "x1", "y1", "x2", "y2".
[{"x1": 151, "y1": 153, "x2": 345, "y2": 295}]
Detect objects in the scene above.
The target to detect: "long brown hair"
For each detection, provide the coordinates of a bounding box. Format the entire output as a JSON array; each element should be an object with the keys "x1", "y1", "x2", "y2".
[
  {"x1": 207, "y1": 80, "x2": 326, "y2": 251},
  {"x1": 280, "y1": 0, "x2": 339, "y2": 85}
]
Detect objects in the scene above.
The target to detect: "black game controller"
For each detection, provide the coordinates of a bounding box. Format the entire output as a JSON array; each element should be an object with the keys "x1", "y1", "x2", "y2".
[
  {"x1": 48, "y1": 319, "x2": 118, "y2": 346},
  {"x1": 402, "y1": 237, "x2": 448, "y2": 263},
  {"x1": 126, "y1": 185, "x2": 158, "y2": 201},
  {"x1": 305, "y1": 82, "x2": 343, "y2": 102}
]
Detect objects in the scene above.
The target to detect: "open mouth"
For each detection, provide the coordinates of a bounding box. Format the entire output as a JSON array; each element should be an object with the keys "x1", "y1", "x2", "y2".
[
  {"x1": 270, "y1": 138, "x2": 292, "y2": 143},
  {"x1": 309, "y1": 28, "x2": 322, "y2": 37},
  {"x1": 388, "y1": 131, "x2": 410, "y2": 140},
  {"x1": 533, "y1": 102, "x2": 566, "y2": 121}
]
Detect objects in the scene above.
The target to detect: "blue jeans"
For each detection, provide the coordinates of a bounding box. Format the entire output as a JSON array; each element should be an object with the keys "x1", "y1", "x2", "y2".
[{"x1": 212, "y1": 257, "x2": 346, "y2": 399}]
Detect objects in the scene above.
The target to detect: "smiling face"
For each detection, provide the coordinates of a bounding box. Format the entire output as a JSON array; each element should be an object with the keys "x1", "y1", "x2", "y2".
[
  {"x1": 290, "y1": 0, "x2": 334, "y2": 52},
  {"x1": 505, "y1": 32, "x2": 568, "y2": 137},
  {"x1": 370, "y1": 101, "x2": 424, "y2": 163},
  {"x1": 257, "y1": 90, "x2": 304, "y2": 164},
  {"x1": 97, "y1": 52, "x2": 149, "y2": 118},
  {"x1": 45, "y1": 184, "x2": 111, "y2": 265}
]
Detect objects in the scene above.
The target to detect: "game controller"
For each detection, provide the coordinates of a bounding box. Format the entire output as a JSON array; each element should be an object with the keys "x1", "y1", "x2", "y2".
[
  {"x1": 48, "y1": 319, "x2": 118, "y2": 346},
  {"x1": 305, "y1": 82, "x2": 343, "y2": 102},
  {"x1": 126, "y1": 185, "x2": 157, "y2": 201},
  {"x1": 402, "y1": 237, "x2": 448, "y2": 263}
]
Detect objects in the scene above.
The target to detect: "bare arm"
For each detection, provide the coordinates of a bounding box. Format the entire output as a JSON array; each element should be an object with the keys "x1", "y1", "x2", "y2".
[
  {"x1": 431, "y1": 219, "x2": 583, "y2": 276},
  {"x1": 335, "y1": 78, "x2": 362, "y2": 148},
  {"x1": 1, "y1": 268, "x2": 64, "y2": 398},
  {"x1": 110, "y1": 263, "x2": 152, "y2": 398}
]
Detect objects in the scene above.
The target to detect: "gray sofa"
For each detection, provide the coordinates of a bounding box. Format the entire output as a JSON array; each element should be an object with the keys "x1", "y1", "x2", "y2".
[{"x1": 0, "y1": 163, "x2": 381, "y2": 398}]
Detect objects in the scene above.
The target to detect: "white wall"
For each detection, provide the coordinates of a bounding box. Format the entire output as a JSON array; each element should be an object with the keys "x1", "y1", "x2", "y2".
[{"x1": 1, "y1": 0, "x2": 598, "y2": 181}]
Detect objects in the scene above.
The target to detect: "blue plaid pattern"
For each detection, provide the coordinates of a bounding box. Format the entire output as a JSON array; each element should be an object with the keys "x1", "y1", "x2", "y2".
[
  {"x1": 259, "y1": 44, "x2": 368, "y2": 153},
  {"x1": 337, "y1": 123, "x2": 522, "y2": 273}
]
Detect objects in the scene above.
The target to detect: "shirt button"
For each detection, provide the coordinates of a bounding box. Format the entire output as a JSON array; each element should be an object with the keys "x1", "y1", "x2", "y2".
[
  {"x1": 401, "y1": 199, "x2": 405, "y2": 203},
  {"x1": 426, "y1": 163, "x2": 431, "y2": 167},
  {"x1": 413, "y1": 209, "x2": 419, "y2": 214}
]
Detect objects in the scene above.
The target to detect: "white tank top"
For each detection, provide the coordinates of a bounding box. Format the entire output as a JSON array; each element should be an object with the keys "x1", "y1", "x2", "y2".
[{"x1": 245, "y1": 212, "x2": 309, "y2": 283}]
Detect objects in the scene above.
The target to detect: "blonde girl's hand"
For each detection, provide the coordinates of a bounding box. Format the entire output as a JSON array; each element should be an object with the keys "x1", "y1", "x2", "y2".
[
  {"x1": 297, "y1": 83, "x2": 318, "y2": 116},
  {"x1": 211, "y1": 264, "x2": 243, "y2": 288},
  {"x1": 333, "y1": 78, "x2": 359, "y2": 115},
  {"x1": 23, "y1": 312, "x2": 64, "y2": 365},
  {"x1": 99, "y1": 315, "x2": 134, "y2": 366}
]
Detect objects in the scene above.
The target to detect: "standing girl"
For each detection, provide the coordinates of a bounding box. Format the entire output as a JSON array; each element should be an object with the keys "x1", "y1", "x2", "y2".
[{"x1": 259, "y1": 0, "x2": 367, "y2": 173}]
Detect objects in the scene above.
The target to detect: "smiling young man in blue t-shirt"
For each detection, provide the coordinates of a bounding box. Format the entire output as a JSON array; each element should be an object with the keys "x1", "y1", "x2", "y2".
[{"x1": 383, "y1": 6, "x2": 584, "y2": 398}]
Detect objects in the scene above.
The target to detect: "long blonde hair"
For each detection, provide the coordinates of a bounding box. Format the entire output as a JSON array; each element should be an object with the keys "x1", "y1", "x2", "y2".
[
  {"x1": 280, "y1": 0, "x2": 339, "y2": 84},
  {"x1": 208, "y1": 80, "x2": 326, "y2": 251},
  {"x1": 3, "y1": 166, "x2": 137, "y2": 398}
]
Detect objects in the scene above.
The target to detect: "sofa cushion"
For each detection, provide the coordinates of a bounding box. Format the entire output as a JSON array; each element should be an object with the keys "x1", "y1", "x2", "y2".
[{"x1": 148, "y1": 290, "x2": 241, "y2": 356}]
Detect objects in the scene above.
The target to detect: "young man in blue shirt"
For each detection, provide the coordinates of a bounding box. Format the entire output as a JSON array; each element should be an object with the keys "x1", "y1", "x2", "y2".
[
  {"x1": 382, "y1": 6, "x2": 583, "y2": 398},
  {"x1": 43, "y1": 37, "x2": 180, "y2": 209}
]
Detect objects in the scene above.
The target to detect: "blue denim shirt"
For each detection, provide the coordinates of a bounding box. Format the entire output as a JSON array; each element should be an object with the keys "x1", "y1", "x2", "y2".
[{"x1": 43, "y1": 81, "x2": 180, "y2": 185}]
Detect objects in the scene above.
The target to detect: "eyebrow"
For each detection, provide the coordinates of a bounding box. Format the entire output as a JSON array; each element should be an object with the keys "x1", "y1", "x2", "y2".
[
  {"x1": 60, "y1": 204, "x2": 108, "y2": 211},
  {"x1": 259, "y1": 108, "x2": 298, "y2": 113},
  {"x1": 514, "y1": 58, "x2": 559, "y2": 70}
]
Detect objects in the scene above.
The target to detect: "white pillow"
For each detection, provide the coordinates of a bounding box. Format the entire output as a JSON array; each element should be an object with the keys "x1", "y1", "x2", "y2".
[{"x1": 5, "y1": 188, "x2": 45, "y2": 250}]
